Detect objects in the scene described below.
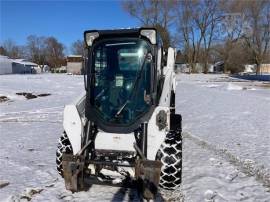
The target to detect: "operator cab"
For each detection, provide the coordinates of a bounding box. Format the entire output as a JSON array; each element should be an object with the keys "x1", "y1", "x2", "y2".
[
  {"x1": 59, "y1": 28, "x2": 182, "y2": 196},
  {"x1": 84, "y1": 28, "x2": 161, "y2": 133}
]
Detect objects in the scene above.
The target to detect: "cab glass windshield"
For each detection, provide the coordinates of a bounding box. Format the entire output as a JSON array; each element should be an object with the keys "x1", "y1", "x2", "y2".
[{"x1": 91, "y1": 39, "x2": 152, "y2": 125}]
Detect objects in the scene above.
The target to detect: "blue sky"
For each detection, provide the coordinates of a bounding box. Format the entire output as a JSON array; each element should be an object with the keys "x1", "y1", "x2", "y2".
[{"x1": 0, "y1": 0, "x2": 139, "y2": 51}]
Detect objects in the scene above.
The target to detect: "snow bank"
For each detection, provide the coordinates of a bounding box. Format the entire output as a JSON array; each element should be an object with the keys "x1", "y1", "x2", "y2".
[{"x1": 227, "y1": 83, "x2": 243, "y2": 90}]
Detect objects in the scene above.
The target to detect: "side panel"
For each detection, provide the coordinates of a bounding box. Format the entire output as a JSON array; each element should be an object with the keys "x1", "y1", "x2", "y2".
[
  {"x1": 147, "y1": 47, "x2": 176, "y2": 160},
  {"x1": 63, "y1": 105, "x2": 82, "y2": 154},
  {"x1": 159, "y1": 47, "x2": 176, "y2": 107},
  {"x1": 147, "y1": 106, "x2": 169, "y2": 160}
]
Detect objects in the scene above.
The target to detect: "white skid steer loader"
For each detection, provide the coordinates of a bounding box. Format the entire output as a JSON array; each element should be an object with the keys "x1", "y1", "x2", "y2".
[{"x1": 56, "y1": 28, "x2": 182, "y2": 199}]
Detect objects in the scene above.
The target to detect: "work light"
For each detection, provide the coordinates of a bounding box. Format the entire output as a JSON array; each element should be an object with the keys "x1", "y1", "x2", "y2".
[
  {"x1": 140, "y1": 29, "x2": 156, "y2": 44},
  {"x1": 84, "y1": 32, "x2": 99, "y2": 47}
]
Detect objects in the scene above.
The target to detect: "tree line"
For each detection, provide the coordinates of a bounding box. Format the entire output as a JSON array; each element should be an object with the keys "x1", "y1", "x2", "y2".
[
  {"x1": 1, "y1": 0, "x2": 269, "y2": 74},
  {"x1": 123, "y1": 0, "x2": 270, "y2": 73},
  {"x1": 0, "y1": 36, "x2": 84, "y2": 71}
]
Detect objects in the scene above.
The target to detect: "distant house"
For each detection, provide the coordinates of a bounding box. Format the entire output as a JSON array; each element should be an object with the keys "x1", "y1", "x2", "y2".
[
  {"x1": 53, "y1": 66, "x2": 67, "y2": 73},
  {"x1": 260, "y1": 64, "x2": 270, "y2": 74},
  {"x1": 0, "y1": 55, "x2": 38, "y2": 74},
  {"x1": 186, "y1": 63, "x2": 205, "y2": 73},
  {"x1": 208, "y1": 64, "x2": 214, "y2": 73},
  {"x1": 0, "y1": 55, "x2": 12, "y2": 74},
  {"x1": 244, "y1": 64, "x2": 256, "y2": 73},
  {"x1": 175, "y1": 63, "x2": 189, "y2": 73},
  {"x1": 194, "y1": 63, "x2": 204, "y2": 73},
  {"x1": 213, "y1": 61, "x2": 224, "y2": 73},
  {"x1": 35, "y1": 65, "x2": 50, "y2": 73},
  {"x1": 243, "y1": 64, "x2": 270, "y2": 74},
  {"x1": 12, "y1": 59, "x2": 39, "y2": 74},
  {"x1": 174, "y1": 51, "x2": 189, "y2": 73},
  {"x1": 175, "y1": 62, "x2": 216, "y2": 73},
  {"x1": 67, "y1": 55, "x2": 83, "y2": 74}
]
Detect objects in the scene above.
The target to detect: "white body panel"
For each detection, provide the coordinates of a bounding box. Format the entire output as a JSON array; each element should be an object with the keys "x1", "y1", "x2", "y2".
[
  {"x1": 147, "y1": 106, "x2": 169, "y2": 160},
  {"x1": 159, "y1": 48, "x2": 176, "y2": 107},
  {"x1": 95, "y1": 132, "x2": 136, "y2": 151},
  {"x1": 63, "y1": 105, "x2": 82, "y2": 154},
  {"x1": 146, "y1": 48, "x2": 176, "y2": 159},
  {"x1": 64, "y1": 47, "x2": 176, "y2": 159}
]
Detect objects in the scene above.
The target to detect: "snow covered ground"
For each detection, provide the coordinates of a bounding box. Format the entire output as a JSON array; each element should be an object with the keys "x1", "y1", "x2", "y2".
[
  {"x1": 0, "y1": 74, "x2": 269, "y2": 201},
  {"x1": 177, "y1": 74, "x2": 270, "y2": 201}
]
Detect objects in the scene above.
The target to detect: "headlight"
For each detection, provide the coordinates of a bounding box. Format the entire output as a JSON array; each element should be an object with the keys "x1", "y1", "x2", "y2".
[
  {"x1": 140, "y1": 29, "x2": 156, "y2": 44},
  {"x1": 84, "y1": 32, "x2": 99, "y2": 47}
]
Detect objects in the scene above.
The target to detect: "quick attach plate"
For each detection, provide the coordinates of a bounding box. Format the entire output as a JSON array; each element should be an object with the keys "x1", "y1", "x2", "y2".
[
  {"x1": 62, "y1": 154, "x2": 85, "y2": 192},
  {"x1": 135, "y1": 159, "x2": 162, "y2": 200}
]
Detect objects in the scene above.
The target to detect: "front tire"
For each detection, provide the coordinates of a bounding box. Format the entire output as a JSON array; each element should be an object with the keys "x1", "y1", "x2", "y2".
[
  {"x1": 56, "y1": 132, "x2": 73, "y2": 177},
  {"x1": 156, "y1": 130, "x2": 182, "y2": 189}
]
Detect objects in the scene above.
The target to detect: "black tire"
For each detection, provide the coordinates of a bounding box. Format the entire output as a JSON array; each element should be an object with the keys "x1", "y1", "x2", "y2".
[
  {"x1": 56, "y1": 132, "x2": 73, "y2": 177},
  {"x1": 156, "y1": 130, "x2": 182, "y2": 190}
]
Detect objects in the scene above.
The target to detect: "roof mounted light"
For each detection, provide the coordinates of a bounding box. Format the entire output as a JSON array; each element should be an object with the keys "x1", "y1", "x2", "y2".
[
  {"x1": 84, "y1": 32, "x2": 99, "y2": 47},
  {"x1": 140, "y1": 29, "x2": 156, "y2": 44}
]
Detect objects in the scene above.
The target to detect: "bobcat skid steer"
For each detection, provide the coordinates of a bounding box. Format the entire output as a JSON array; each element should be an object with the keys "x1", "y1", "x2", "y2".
[{"x1": 56, "y1": 28, "x2": 182, "y2": 199}]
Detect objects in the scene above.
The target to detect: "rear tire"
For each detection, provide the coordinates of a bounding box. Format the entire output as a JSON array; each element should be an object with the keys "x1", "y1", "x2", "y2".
[
  {"x1": 56, "y1": 132, "x2": 73, "y2": 177},
  {"x1": 156, "y1": 130, "x2": 182, "y2": 190}
]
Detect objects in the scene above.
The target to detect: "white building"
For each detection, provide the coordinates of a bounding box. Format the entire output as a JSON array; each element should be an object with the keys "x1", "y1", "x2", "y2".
[
  {"x1": 244, "y1": 64, "x2": 256, "y2": 73},
  {"x1": 175, "y1": 63, "x2": 189, "y2": 73},
  {"x1": 67, "y1": 55, "x2": 83, "y2": 74},
  {"x1": 54, "y1": 66, "x2": 67, "y2": 73},
  {"x1": 0, "y1": 55, "x2": 13, "y2": 74},
  {"x1": 0, "y1": 55, "x2": 39, "y2": 74}
]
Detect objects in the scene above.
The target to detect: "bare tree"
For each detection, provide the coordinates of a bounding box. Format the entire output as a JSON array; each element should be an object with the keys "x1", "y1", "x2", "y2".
[
  {"x1": 2, "y1": 39, "x2": 25, "y2": 58},
  {"x1": 200, "y1": 0, "x2": 221, "y2": 73},
  {"x1": 175, "y1": 0, "x2": 198, "y2": 73},
  {"x1": 71, "y1": 40, "x2": 84, "y2": 56},
  {"x1": 217, "y1": 0, "x2": 247, "y2": 73},
  {"x1": 45, "y1": 37, "x2": 65, "y2": 68},
  {"x1": 175, "y1": 0, "x2": 220, "y2": 73},
  {"x1": 26, "y1": 35, "x2": 47, "y2": 72},
  {"x1": 0, "y1": 46, "x2": 7, "y2": 56},
  {"x1": 212, "y1": 39, "x2": 251, "y2": 73},
  {"x1": 242, "y1": 0, "x2": 270, "y2": 74},
  {"x1": 175, "y1": 0, "x2": 222, "y2": 73},
  {"x1": 176, "y1": 0, "x2": 257, "y2": 74},
  {"x1": 122, "y1": 0, "x2": 175, "y2": 49}
]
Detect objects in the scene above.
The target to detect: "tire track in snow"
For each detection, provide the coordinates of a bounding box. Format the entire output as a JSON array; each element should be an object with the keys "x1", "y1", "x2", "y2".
[
  {"x1": 13, "y1": 180, "x2": 184, "y2": 202},
  {"x1": 183, "y1": 132, "x2": 270, "y2": 188},
  {"x1": 0, "y1": 106, "x2": 63, "y2": 117},
  {"x1": 0, "y1": 115, "x2": 62, "y2": 123},
  {"x1": 0, "y1": 119, "x2": 62, "y2": 123},
  {"x1": 0, "y1": 107, "x2": 63, "y2": 123}
]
